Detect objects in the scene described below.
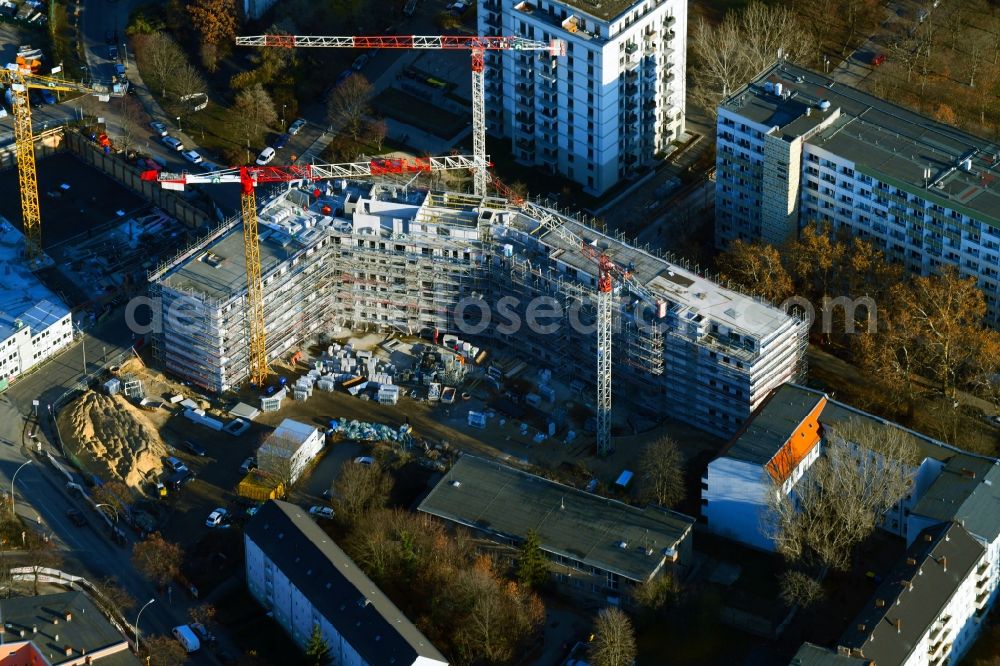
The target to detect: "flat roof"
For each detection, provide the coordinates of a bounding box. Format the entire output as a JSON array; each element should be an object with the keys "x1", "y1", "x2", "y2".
[
  {"x1": 0, "y1": 219, "x2": 71, "y2": 340},
  {"x1": 272, "y1": 418, "x2": 318, "y2": 445},
  {"x1": 515, "y1": 0, "x2": 645, "y2": 24},
  {"x1": 537, "y1": 217, "x2": 792, "y2": 339},
  {"x1": 418, "y1": 455, "x2": 694, "y2": 582},
  {"x1": 911, "y1": 454, "x2": 1000, "y2": 542},
  {"x1": 839, "y1": 522, "x2": 984, "y2": 663},
  {"x1": 721, "y1": 384, "x2": 824, "y2": 466},
  {"x1": 718, "y1": 384, "x2": 967, "y2": 468},
  {"x1": 245, "y1": 501, "x2": 447, "y2": 665},
  {"x1": 722, "y1": 61, "x2": 1000, "y2": 228}
]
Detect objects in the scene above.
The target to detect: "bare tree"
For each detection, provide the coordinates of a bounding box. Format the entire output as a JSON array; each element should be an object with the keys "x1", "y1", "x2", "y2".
[
  {"x1": 779, "y1": 570, "x2": 824, "y2": 608},
  {"x1": 332, "y1": 461, "x2": 392, "y2": 523},
  {"x1": 171, "y1": 62, "x2": 207, "y2": 104},
  {"x1": 588, "y1": 607, "x2": 637, "y2": 666},
  {"x1": 768, "y1": 418, "x2": 918, "y2": 570},
  {"x1": 138, "y1": 32, "x2": 185, "y2": 99},
  {"x1": 132, "y1": 533, "x2": 183, "y2": 589},
  {"x1": 327, "y1": 75, "x2": 374, "y2": 141},
  {"x1": 639, "y1": 436, "x2": 685, "y2": 508},
  {"x1": 141, "y1": 635, "x2": 188, "y2": 666},
  {"x1": 26, "y1": 536, "x2": 63, "y2": 595},
  {"x1": 689, "y1": 2, "x2": 817, "y2": 115},
  {"x1": 92, "y1": 576, "x2": 135, "y2": 617},
  {"x1": 232, "y1": 83, "x2": 278, "y2": 150}
]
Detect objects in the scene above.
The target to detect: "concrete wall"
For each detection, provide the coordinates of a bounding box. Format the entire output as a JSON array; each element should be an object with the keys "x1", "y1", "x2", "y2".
[{"x1": 62, "y1": 132, "x2": 209, "y2": 229}]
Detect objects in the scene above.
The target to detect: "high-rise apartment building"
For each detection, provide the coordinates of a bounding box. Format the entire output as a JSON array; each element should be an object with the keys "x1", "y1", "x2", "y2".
[
  {"x1": 479, "y1": 0, "x2": 686, "y2": 195},
  {"x1": 715, "y1": 61, "x2": 1000, "y2": 323}
]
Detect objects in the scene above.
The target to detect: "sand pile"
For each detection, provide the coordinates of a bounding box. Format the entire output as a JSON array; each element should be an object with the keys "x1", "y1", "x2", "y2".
[{"x1": 64, "y1": 390, "x2": 167, "y2": 488}]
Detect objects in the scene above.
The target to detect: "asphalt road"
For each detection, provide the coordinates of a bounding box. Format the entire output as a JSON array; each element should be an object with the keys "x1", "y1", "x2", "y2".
[{"x1": 0, "y1": 299, "x2": 231, "y2": 662}]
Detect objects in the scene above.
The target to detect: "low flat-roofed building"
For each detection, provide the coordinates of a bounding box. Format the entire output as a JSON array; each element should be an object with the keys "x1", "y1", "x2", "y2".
[
  {"x1": 0, "y1": 219, "x2": 73, "y2": 390},
  {"x1": 418, "y1": 454, "x2": 694, "y2": 606},
  {"x1": 0, "y1": 591, "x2": 139, "y2": 665},
  {"x1": 245, "y1": 500, "x2": 448, "y2": 666}
]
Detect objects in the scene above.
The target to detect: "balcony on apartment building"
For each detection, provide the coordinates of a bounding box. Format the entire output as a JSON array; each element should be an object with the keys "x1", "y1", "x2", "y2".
[
  {"x1": 484, "y1": 11, "x2": 501, "y2": 28},
  {"x1": 664, "y1": 14, "x2": 676, "y2": 27},
  {"x1": 516, "y1": 138, "x2": 535, "y2": 152},
  {"x1": 624, "y1": 82, "x2": 639, "y2": 96},
  {"x1": 516, "y1": 81, "x2": 535, "y2": 95}
]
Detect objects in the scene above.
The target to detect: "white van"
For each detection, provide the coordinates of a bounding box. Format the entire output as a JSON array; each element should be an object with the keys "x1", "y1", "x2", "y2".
[{"x1": 172, "y1": 625, "x2": 201, "y2": 653}]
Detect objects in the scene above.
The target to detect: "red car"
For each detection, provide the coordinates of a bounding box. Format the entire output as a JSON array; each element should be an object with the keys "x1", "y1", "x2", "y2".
[{"x1": 872, "y1": 53, "x2": 887, "y2": 67}]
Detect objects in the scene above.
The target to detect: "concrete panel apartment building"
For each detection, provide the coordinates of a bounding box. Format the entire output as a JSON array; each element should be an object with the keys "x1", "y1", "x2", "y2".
[
  {"x1": 479, "y1": 0, "x2": 686, "y2": 195},
  {"x1": 150, "y1": 181, "x2": 806, "y2": 438},
  {"x1": 715, "y1": 60, "x2": 1000, "y2": 324}
]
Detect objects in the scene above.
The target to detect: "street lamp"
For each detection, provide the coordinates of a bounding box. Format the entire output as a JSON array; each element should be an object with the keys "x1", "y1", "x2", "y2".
[
  {"x1": 134, "y1": 598, "x2": 155, "y2": 654},
  {"x1": 282, "y1": 104, "x2": 287, "y2": 131},
  {"x1": 10, "y1": 459, "x2": 32, "y2": 519},
  {"x1": 95, "y1": 503, "x2": 119, "y2": 523},
  {"x1": 176, "y1": 116, "x2": 182, "y2": 133}
]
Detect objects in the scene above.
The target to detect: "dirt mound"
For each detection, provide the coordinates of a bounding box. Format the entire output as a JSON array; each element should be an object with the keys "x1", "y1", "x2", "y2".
[{"x1": 64, "y1": 390, "x2": 166, "y2": 488}]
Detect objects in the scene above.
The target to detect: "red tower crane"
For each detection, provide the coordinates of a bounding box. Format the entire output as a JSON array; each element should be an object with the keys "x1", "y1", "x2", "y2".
[{"x1": 236, "y1": 34, "x2": 566, "y2": 197}]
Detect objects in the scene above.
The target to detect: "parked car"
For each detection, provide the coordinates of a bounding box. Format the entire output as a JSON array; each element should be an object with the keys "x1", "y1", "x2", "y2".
[
  {"x1": 205, "y1": 508, "x2": 229, "y2": 528},
  {"x1": 108, "y1": 45, "x2": 118, "y2": 60},
  {"x1": 38, "y1": 89, "x2": 55, "y2": 105},
  {"x1": 115, "y1": 63, "x2": 126, "y2": 78},
  {"x1": 352, "y1": 54, "x2": 370, "y2": 71},
  {"x1": 240, "y1": 456, "x2": 257, "y2": 474},
  {"x1": 354, "y1": 456, "x2": 375, "y2": 466},
  {"x1": 182, "y1": 440, "x2": 206, "y2": 456},
  {"x1": 272, "y1": 133, "x2": 290, "y2": 149},
  {"x1": 871, "y1": 53, "x2": 887, "y2": 67},
  {"x1": 287, "y1": 118, "x2": 307, "y2": 135},
  {"x1": 162, "y1": 136, "x2": 184, "y2": 151},
  {"x1": 309, "y1": 506, "x2": 335, "y2": 520},
  {"x1": 164, "y1": 456, "x2": 189, "y2": 473},
  {"x1": 66, "y1": 508, "x2": 87, "y2": 527},
  {"x1": 181, "y1": 150, "x2": 203, "y2": 165},
  {"x1": 255, "y1": 147, "x2": 275, "y2": 165},
  {"x1": 189, "y1": 622, "x2": 215, "y2": 644}
]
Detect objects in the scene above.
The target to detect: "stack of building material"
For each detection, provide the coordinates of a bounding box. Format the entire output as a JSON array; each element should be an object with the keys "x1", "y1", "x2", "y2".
[
  {"x1": 261, "y1": 387, "x2": 286, "y2": 412},
  {"x1": 103, "y1": 378, "x2": 121, "y2": 396},
  {"x1": 378, "y1": 385, "x2": 400, "y2": 405}
]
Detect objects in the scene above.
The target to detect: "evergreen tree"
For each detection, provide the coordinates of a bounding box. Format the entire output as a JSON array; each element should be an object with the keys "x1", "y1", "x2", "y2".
[
  {"x1": 304, "y1": 624, "x2": 330, "y2": 666},
  {"x1": 516, "y1": 529, "x2": 549, "y2": 589}
]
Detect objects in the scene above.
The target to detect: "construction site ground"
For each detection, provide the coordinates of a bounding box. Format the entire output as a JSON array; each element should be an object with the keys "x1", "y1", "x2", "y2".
[{"x1": 244, "y1": 332, "x2": 725, "y2": 505}]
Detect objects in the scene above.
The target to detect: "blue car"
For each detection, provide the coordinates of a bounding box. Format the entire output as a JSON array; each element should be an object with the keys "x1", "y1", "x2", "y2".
[
  {"x1": 40, "y1": 90, "x2": 56, "y2": 105},
  {"x1": 272, "y1": 133, "x2": 290, "y2": 149}
]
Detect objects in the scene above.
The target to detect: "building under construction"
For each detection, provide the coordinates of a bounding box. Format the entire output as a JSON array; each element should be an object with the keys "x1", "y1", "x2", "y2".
[{"x1": 149, "y1": 181, "x2": 807, "y2": 437}]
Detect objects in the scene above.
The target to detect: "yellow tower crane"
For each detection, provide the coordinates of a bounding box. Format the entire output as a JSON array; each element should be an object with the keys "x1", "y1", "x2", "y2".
[{"x1": 0, "y1": 68, "x2": 123, "y2": 263}]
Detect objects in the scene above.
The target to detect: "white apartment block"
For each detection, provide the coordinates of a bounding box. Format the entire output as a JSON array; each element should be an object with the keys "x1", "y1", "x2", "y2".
[
  {"x1": 151, "y1": 181, "x2": 806, "y2": 438},
  {"x1": 0, "y1": 219, "x2": 73, "y2": 391},
  {"x1": 245, "y1": 501, "x2": 448, "y2": 666},
  {"x1": 715, "y1": 61, "x2": 1000, "y2": 324},
  {"x1": 480, "y1": 0, "x2": 686, "y2": 195},
  {"x1": 806, "y1": 522, "x2": 991, "y2": 666}
]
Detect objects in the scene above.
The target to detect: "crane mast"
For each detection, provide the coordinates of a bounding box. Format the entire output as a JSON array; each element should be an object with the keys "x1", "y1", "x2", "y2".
[
  {"x1": 0, "y1": 68, "x2": 122, "y2": 263},
  {"x1": 492, "y1": 174, "x2": 663, "y2": 457},
  {"x1": 236, "y1": 34, "x2": 564, "y2": 198}
]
